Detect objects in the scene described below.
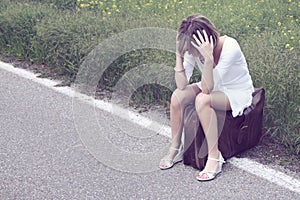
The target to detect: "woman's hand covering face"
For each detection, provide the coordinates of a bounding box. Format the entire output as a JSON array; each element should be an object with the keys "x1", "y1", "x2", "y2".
[{"x1": 191, "y1": 29, "x2": 214, "y2": 61}]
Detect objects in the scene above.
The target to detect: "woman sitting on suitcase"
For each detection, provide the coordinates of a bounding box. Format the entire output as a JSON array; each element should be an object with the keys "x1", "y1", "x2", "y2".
[{"x1": 159, "y1": 14, "x2": 254, "y2": 181}]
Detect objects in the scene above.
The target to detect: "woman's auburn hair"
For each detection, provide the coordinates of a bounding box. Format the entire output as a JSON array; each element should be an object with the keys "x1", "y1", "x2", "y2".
[{"x1": 177, "y1": 14, "x2": 220, "y2": 56}]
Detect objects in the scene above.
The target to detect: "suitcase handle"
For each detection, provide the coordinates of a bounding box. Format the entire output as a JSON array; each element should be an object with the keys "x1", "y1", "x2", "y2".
[{"x1": 237, "y1": 114, "x2": 250, "y2": 144}]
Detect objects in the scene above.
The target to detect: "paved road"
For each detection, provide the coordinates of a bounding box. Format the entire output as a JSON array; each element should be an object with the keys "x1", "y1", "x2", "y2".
[{"x1": 0, "y1": 64, "x2": 299, "y2": 199}]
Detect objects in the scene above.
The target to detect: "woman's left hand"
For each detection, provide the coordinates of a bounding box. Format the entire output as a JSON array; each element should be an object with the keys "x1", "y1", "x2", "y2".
[{"x1": 191, "y1": 29, "x2": 214, "y2": 62}]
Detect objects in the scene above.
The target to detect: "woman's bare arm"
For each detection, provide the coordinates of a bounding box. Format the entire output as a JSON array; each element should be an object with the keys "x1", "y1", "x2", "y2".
[
  {"x1": 174, "y1": 55, "x2": 189, "y2": 90},
  {"x1": 200, "y1": 56, "x2": 214, "y2": 94}
]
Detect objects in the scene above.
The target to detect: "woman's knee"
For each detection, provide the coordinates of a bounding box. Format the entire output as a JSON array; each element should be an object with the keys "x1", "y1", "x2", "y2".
[
  {"x1": 170, "y1": 88, "x2": 191, "y2": 110},
  {"x1": 195, "y1": 93, "x2": 211, "y2": 113},
  {"x1": 170, "y1": 89, "x2": 183, "y2": 110},
  {"x1": 171, "y1": 85, "x2": 198, "y2": 110}
]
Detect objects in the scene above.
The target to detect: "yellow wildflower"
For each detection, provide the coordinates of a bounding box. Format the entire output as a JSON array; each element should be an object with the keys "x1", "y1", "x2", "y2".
[{"x1": 80, "y1": 3, "x2": 89, "y2": 8}]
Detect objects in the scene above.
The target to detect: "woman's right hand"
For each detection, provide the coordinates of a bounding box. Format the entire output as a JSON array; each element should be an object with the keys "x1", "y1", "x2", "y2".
[{"x1": 191, "y1": 29, "x2": 214, "y2": 63}]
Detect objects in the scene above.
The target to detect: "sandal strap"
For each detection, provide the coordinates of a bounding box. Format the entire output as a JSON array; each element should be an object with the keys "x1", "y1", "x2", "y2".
[
  {"x1": 208, "y1": 157, "x2": 225, "y2": 163},
  {"x1": 161, "y1": 145, "x2": 182, "y2": 162},
  {"x1": 198, "y1": 171, "x2": 215, "y2": 179},
  {"x1": 169, "y1": 146, "x2": 180, "y2": 151},
  {"x1": 159, "y1": 158, "x2": 174, "y2": 169},
  {"x1": 160, "y1": 156, "x2": 172, "y2": 162},
  {"x1": 199, "y1": 170, "x2": 215, "y2": 174}
]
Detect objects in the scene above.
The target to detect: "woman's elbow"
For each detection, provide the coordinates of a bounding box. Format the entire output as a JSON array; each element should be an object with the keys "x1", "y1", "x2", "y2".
[
  {"x1": 201, "y1": 87, "x2": 213, "y2": 94},
  {"x1": 176, "y1": 83, "x2": 187, "y2": 90},
  {"x1": 201, "y1": 85, "x2": 213, "y2": 94},
  {"x1": 201, "y1": 89, "x2": 210, "y2": 94}
]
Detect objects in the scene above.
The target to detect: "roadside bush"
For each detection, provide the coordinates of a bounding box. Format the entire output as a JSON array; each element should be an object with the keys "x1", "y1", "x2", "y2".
[
  {"x1": 242, "y1": 34, "x2": 300, "y2": 154},
  {"x1": 0, "y1": 0, "x2": 9, "y2": 11},
  {"x1": 33, "y1": 11, "x2": 123, "y2": 78},
  {"x1": 34, "y1": 11, "x2": 170, "y2": 80},
  {"x1": 97, "y1": 49, "x2": 176, "y2": 107},
  {"x1": 9, "y1": 0, "x2": 76, "y2": 10},
  {"x1": 0, "y1": 2, "x2": 52, "y2": 60},
  {"x1": 40, "y1": 0, "x2": 76, "y2": 10}
]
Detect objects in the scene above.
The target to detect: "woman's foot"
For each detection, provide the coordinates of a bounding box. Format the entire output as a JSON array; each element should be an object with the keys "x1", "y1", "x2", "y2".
[
  {"x1": 196, "y1": 152, "x2": 225, "y2": 181},
  {"x1": 159, "y1": 145, "x2": 183, "y2": 170}
]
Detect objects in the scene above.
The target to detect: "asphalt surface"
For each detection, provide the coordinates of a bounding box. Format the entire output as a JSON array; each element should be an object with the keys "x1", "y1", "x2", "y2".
[{"x1": 0, "y1": 66, "x2": 299, "y2": 199}]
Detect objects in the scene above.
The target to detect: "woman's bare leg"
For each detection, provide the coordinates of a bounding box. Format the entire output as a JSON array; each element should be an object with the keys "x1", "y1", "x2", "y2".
[
  {"x1": 195, "y1": 91, "x2": 231, "y2": 176},
  {"x1": 170, "y1": 84, "x2": 201, "y2": 148},
  {"x1": 159, "y1": 84, "x2": 200, "y2": 168}
]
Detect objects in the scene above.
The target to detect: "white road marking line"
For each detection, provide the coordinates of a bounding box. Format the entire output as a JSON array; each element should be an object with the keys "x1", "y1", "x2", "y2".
[
  {"x1": 228, "y1": 157, "x2": 300, "y2": 194},
  {"x1": 1, "y1": 61, "x2": 299, "y2": 194},
  {"x1": 0, "y1": 61, "x2": 172, "y2": 138}
]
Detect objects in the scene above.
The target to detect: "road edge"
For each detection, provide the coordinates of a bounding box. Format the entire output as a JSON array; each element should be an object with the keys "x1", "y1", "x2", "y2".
[{"x1": 1, "y1": 60, "x2": 299, "y2": 194}]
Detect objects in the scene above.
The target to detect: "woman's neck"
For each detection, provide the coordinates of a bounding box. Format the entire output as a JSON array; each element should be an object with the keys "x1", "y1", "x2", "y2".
[{"x1": 213, "y1": 36, "x2": 226, "y2": 66}]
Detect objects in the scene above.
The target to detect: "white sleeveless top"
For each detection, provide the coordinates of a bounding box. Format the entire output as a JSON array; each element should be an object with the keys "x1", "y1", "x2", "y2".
[{"x1": 183, "y1": 36, "x2": 254, "y2": 117}]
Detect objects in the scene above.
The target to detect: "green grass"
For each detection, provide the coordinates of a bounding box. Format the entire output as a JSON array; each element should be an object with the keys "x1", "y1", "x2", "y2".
[
  {"x1": 0, "y1": 0, "x2": 299, "y2": 154},
  {"x1": 76, "y1": 0, "x2": 299, "y2": 50}
]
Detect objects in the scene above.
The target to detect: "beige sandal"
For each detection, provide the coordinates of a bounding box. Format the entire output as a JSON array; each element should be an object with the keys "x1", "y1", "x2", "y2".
[
  {"x1": 159, "y1": 145, "x2": 184, "y2": 170},
  {"x1": 196, "y1": 152, "x2": 225, "y2": 181}
]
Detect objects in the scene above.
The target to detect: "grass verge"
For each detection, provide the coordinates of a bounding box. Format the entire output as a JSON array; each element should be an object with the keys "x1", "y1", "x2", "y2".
[{"x1": 0, "y1": 0, "x2": 299, "y2": 155}]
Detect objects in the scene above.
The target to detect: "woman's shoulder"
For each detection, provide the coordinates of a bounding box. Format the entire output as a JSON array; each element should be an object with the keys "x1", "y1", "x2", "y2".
[
  {"x1": 222, "y1": 36, "x2": 242, "y2": 55},
  {"x1": 223, "y1": 35, "x2": 241, "y2": 50}
]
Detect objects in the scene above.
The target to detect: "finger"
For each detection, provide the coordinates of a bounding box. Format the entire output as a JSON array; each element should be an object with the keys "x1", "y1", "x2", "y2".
[
  {"x1": 210, "y1": 35, "x2": 214, "y2": 48},
  {"x1": 202, "y1": 29, "x2": 209, "y2": 43},
  {"x1": 197, "y1": 30, "x2": 205, "y2": 43},
  {"x1": 191, "y1": 41, "x2": 199, "y2": 49},
  {"x1": 193, "y1": 34, "x2": 201, "y2": 46}
]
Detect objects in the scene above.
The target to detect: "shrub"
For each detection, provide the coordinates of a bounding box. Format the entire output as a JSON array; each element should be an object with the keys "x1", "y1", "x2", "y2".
[
  {"x1": 242, "y1": 34, "x2": 300, "y2": 154},
  {"x1": 9, "y1": 0, "x2": 76, "y2": 10},
  {"x1": 0, "y1": 0, "x2": 9, "y2": 12},
  {"x1": 33, "y1": 11, "x2": 122, "y2": 78},
  {"x1": 0, "y1": 2, "x2": 52, "y2": 59},
  {"x1": 34, "y1": 10, "x2": 170, "y2": 79}
]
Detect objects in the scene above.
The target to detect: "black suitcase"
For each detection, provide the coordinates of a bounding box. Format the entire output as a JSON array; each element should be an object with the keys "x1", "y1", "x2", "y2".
[{"x1": 183, "y1": 88, "x2": 265, "y2": 170}]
